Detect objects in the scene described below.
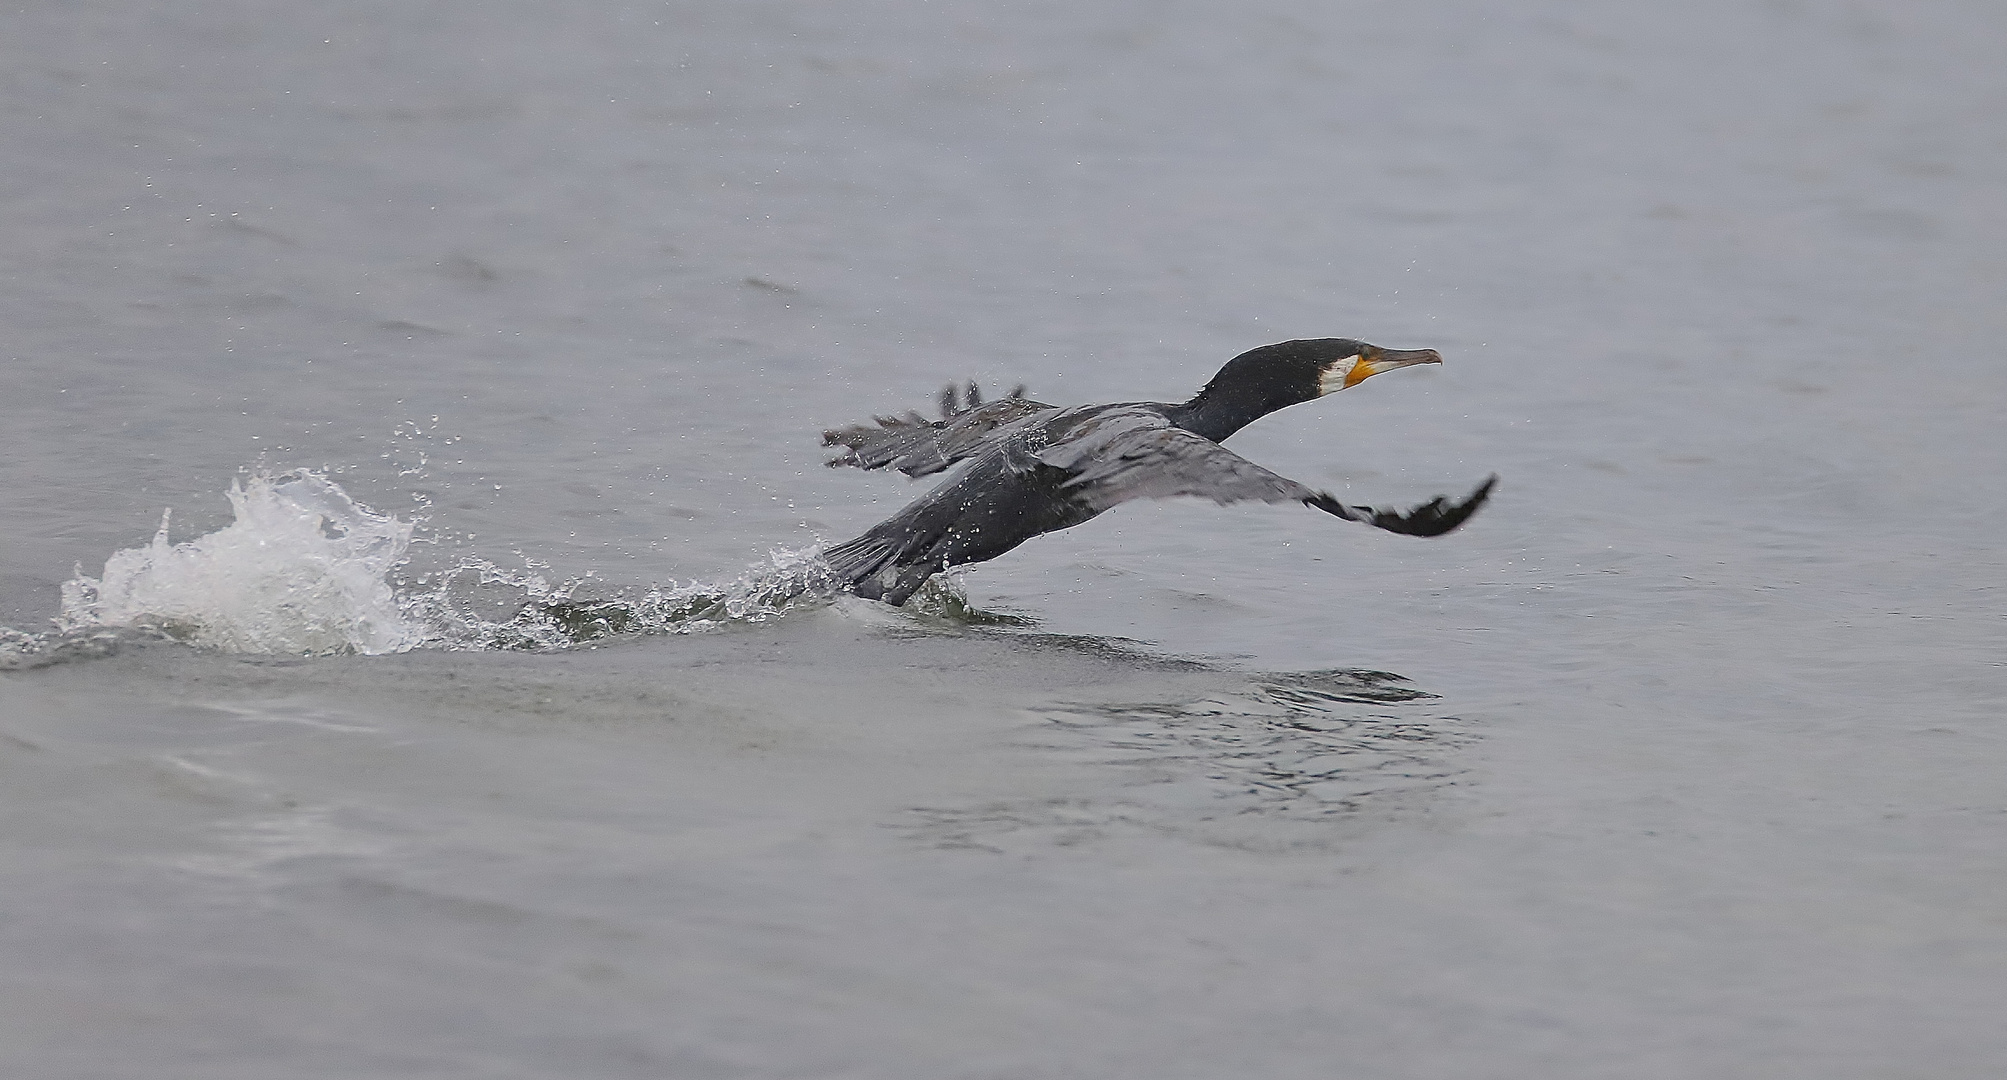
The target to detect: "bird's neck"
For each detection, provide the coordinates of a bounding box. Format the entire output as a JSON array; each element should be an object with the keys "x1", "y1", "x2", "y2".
[{"x1": 1167, "y1": 388, "x2": 1291, "y2": 443}]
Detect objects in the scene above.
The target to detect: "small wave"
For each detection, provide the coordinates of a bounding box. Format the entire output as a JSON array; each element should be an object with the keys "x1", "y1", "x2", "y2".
[
  {"x1": 0, "y1": 626, "x2": 127, "y2": 671},
  {"x1": 32, "y1": 469, "x2": 986, "y2": 660}
]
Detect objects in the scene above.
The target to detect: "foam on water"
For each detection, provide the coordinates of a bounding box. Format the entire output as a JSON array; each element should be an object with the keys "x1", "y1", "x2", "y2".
[{"x1": 5, "y1": 468, "x2": 980, "y2": 664}]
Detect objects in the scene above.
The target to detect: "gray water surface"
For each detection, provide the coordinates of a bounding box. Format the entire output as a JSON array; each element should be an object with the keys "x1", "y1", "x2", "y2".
[{"x1": 4, "y1": 2, "x2": 2005, "y2": 1077}]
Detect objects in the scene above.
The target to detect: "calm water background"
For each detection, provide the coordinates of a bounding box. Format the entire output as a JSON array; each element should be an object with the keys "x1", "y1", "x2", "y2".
[{"x1": 4, "y1": 1, "x2": 2005, "y2": 1077}]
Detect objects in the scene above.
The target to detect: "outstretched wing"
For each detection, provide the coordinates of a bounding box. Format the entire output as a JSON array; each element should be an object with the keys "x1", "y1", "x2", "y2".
[
  {"x1": 824, "y1": 384, "x2": 1054, "y2": 477},
  {"x1": 1040, "y1": 408, "x2": 1496, "y2": 538},
  {"x1": 1304, "y1": 475, "x2": 1497, "y2": 537},
  {"x1": 1039, "y1": 409, "x2": 1323, "y2": 508}
]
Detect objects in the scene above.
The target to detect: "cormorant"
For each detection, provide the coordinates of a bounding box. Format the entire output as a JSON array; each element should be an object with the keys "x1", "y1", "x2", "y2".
[{"x1": 820, "y1": 338, "x2": 1495, "y2": 605}]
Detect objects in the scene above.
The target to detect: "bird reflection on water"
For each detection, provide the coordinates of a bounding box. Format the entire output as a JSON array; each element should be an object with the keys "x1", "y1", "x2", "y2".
[{"x1": 903, "y1": 667, "x2": 1473, "y2": 853}]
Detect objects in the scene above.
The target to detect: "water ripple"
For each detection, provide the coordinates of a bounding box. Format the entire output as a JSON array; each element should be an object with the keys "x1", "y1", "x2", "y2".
[{"x1": 903, "y1": 669, "x2": 1473, "y2": 851}]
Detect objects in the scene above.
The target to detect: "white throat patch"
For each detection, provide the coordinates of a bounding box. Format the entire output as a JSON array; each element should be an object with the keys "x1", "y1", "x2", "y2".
[{"x1": 1317, "y1": 355, "x2": 1364, "y2": 396}]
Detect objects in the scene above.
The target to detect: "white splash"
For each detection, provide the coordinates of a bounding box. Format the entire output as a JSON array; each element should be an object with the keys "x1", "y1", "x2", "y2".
[
  {"x1": 30, "y1": 468, "x2": 998, "y2": 662},
  {"x1": 59, "y1": 470, "x2": 425, "y2": 656},
  {"x1": 410, "y1": 544, "x2": 845, "y2": 651}
]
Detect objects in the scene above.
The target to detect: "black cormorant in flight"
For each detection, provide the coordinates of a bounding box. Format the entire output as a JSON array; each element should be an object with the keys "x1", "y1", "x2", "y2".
[{"x1": 820, "y1": 338, "x2": 1495, "y2": 606}]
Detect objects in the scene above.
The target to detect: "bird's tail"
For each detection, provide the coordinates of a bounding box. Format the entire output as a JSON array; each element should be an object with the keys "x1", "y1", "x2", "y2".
[
  {"x1": 822, "y1": 533, "x2": 936, "y2": 606},
  {"x1": 822, "y1": 534, "x2": 894, "y2": 586}
]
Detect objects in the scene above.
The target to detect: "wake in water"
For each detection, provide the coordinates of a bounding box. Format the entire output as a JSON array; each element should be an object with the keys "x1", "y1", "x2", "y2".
[
  {"x1": 406, "y1": 543, "x2": 847, "y2": 652},
  {"x1": 2, "y1": 469, "x2": 989, "y2": 666}
]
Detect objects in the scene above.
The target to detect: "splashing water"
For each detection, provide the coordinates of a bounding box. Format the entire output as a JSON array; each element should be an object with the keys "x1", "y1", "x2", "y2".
[
  {"x1": 411, "y1": 545, "x2": 847, "y2": 651},
  {"x1": 58, "y1": 471, "x2": 426, "y2": 656},
  {"x1": 18, "y1": 468, "x2": 968, "y2": 663}
]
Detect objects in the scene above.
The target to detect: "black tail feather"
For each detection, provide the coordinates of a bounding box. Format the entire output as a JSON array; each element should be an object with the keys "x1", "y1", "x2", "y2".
[
  {"x1": 823, "y1": 534, "x2": 894, "y2": 585},
  {"x1": 822, "y1": 533, "x2": 938, "y2": 606}
]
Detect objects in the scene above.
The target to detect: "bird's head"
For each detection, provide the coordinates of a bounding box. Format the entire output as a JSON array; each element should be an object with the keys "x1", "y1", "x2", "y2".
[
  {"x1": 1179, "y1": 338, "x2": 1443, "y2": 441},
  {"x1": 1311, "y1": 339, "x2": 1444, "y2": 395},
  {"x1": 1193, "y1": 337, "x2": 1441, "y2": 414}
]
